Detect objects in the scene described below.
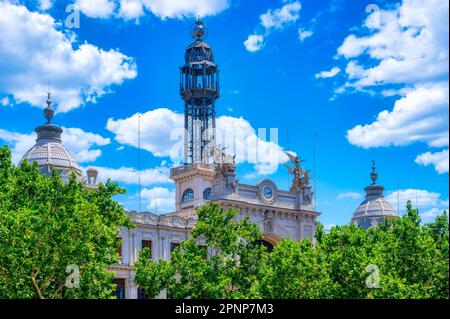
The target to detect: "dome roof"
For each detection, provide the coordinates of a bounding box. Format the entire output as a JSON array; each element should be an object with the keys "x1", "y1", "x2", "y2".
[
  {"x1": 21, "y1": 93, "x2": 83, "y2": 182},
  {"x1": 185, "y1": 40, "x2": 214, "y2": 63},
  {"x1": 351, "y1": 162, "x2": 398, "y2": 229}
]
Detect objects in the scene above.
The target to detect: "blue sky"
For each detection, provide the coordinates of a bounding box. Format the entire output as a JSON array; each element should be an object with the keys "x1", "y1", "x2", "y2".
[{"x1": 0, "y1": 0, "x2": 448, "y2": 228}]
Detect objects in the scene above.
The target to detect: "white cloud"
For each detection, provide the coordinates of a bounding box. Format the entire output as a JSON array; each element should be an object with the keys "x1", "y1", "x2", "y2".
[
  {"x1": 76, "y1": 0, "x2": 230, "y2": 20},
  {"x1": 106, "y1": 108, "x2": 183, "y2": 158},
  {"x1": 60, "y1": 127, "x2": 111, "y2": 162},
  {"x1": 106, "y1": 108, "x2": 289, "y2": 176},
  {"x1": 142, "y1": 0, "x2": 230, "y2": 19},
  {"x1": 0, "y1": 130, "x2": 35, "y2": 164},
  {"x1": 337, "y1": 192, "x2": 361, "y2": 200},
  {"x1": 245, "y1": 1, "x2": 303, "y2": 52},
  {"x1": 347, "y1": 82, "x2": 449, "y2": 149},
  {"x1": 386, "y1": 189, "x2": 448, "y2": 212},
  {"x1": 0, "y1": 127, "x2": 110, "y2": 164},
  {"x1": 315, "y1": 67, "x2": 340, "y2": 79},
  {"x1": 415, "y1": 149, "x2": 449, "y2": 174},
  {"x1": 38, "y1": 0, "x2": 53, "y2": 10},
  {"x1": 1, "y1": 96, "x2": 11, "y2": 107},
  {"x1": 327, "y1": 0, "x2": 449, "y2": 174},
  {"x1": 75, "y1": 0, "x2": 116, "y2": 18},
  {"x1": 260, "y1": 1, "x2": 301, "y2": 30},
  {"x1": 298, "y1": 28, "x2": 313, "y2": 42},
  {"x1": 421, "y1": 207, "x2": 449, "y2": 222},
  {"x1": 216, "y1": 116, "x2": 288, "y2": 176},
  {"x1": 244, "y1": 34, "x2": 264, "y2": 52},
  {"x1": 118, "y1": 0, "x2": 145, "y2": 20},
  {"x1": 0, "y1": 1, "x2": 137, "y2": 112},
  {"x1": 337, "y1": 0, "x2": 448, "y2": 88},
  {"x1": 88, "y1": 165, "x2": 171, "y2": 186},
  {"x1": 141, "y1": 186, "x2": 175, "y2": 213}
]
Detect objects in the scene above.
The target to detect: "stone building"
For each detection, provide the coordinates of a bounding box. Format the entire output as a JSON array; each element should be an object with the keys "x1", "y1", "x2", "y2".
[{"x1": 21, "y1": 21, "x2": 320, "y2": 299}]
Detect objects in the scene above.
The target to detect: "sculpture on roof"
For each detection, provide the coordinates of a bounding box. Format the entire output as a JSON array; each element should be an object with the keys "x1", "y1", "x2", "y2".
[
  {"x1": 284, "y1": 152, "x2": 306, "y2": 192},
  {"x1": 213, "y1": 144, "x2": 236, "y2": 177}
]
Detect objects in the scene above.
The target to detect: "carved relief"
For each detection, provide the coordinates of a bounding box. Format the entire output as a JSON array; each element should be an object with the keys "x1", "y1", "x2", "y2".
[{"x1": 263, "y1": 211, "x2": 275, "y2": 234}]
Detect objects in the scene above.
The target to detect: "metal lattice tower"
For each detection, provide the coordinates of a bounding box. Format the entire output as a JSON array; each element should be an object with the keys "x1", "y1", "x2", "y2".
[{"x1": 180, "y1": 20, "x2": 220, "y2": 164}]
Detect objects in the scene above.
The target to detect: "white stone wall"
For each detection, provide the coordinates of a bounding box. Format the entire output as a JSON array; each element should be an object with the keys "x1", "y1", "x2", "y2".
[{"x1": 112, "y1": 166, "x2": 320, "y2": 299}]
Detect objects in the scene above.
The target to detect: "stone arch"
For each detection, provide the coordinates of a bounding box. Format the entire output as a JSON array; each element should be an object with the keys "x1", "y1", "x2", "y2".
[{"x1": 262, "y1": 233, "x2": 283, "y2": 245}]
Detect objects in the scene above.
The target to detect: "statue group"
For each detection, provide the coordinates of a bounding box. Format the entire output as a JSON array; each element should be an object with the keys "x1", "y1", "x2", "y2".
[{"x1": 284, "y1": 152, "x2": 313, "y2": 205}]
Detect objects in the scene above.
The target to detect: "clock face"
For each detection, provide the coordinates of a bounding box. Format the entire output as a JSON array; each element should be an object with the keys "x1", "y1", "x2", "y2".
[{"x1": 262, "y1": 186, "x2": 273, "y2": 200}]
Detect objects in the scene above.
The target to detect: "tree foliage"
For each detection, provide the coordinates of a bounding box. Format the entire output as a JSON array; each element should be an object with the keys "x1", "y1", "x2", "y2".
[
  {"x1": 135, "y1": 203, "x2": 267, "y2": 298},
  {"x1": 136, "y1": 201, "x2": 449, "y2": 299},
  {"x1": 0, "y1": 145, "x2": 131, "y2": 298}
]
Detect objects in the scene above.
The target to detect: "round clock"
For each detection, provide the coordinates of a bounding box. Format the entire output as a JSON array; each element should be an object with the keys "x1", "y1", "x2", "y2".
[
  {"x1": 262, "y1": 186, "x2": 274, "y2": 201},
  {"x1": 258, "y1": 180, "x2": 277, "y2": 204}
]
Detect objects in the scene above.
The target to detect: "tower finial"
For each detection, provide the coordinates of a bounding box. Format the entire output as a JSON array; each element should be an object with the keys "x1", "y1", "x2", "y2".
[
  {"x1": 370, "y1": 160, "x2": 378, "y2": 184},
  {"x1": 191, "y1": 19, "x2": 208, "y2": 40},
  {"x1": 44, "y1": 91, "x2": 54, "y2": 124}
]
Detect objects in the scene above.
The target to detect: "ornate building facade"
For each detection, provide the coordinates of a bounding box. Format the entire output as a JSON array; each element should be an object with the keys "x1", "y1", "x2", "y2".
[
  {"x1": 22, "y1": 21, "x2": 320, "y2": 299},
  {"x1": 111, "y1": 21, "x2": 320, "y2": 299}
]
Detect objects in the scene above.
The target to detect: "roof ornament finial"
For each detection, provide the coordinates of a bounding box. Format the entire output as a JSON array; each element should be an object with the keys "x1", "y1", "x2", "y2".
[
  {"x1": 191, "y1": 18, "x2": 208, "y2": 40},
  {"x1": 44, "y1": 90, "x2": 55, "y2": 124},
  {"x1": 370, "y1": 160, "x2": 378, "y2": 185}
]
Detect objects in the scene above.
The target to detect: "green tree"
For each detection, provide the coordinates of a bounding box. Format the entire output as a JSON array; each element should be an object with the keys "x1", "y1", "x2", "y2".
[
  {"x1": 260, "y1": 239, "x2": 333, "y2": 298},
  {"x1": 423, "y1": 210, "x2": 449, "y2": 298},
  {"x1": 0, "y1": 145, "x2": 132, "y2": 298},
  {"x1": 135, "y1": 203, "x2": 268, "y2": 298},
  {"x1": 135, "y1": 199, "x2": 449, "y2": 299},
  {"x1": 314, "y1": 221, "x2": 325, "y2": 244}
]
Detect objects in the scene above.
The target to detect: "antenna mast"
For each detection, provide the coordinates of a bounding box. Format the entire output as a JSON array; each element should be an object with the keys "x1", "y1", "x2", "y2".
[
  {"x1": 313, "y1": 133, "x2": 317, "y2": 210},
  {"x1": 396, "y1": 171, "x2": 400, "y2": 214},
  {"x1": 138, "y1": 115, "x2": 142, "y2": 212}
]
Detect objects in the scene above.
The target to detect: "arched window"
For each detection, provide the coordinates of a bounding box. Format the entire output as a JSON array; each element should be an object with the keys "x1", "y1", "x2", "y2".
[
  {"x1": 182, "y1": 188, "x2": 194, "y2": 203},
  {"x1": 203, "y1": 187, "x2": 212, "y2": 200}
]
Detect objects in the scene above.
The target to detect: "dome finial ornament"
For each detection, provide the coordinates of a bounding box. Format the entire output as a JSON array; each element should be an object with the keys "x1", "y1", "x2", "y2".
[
  {"x1": 370, "y1": 160, "x2": 378, "y2": 185},
  {"x1": 191, "y1": 19, "x2": 208, "y2": 40},
  {"x1": 44, "y1": 91, "x2": 54, "y2": 124}
]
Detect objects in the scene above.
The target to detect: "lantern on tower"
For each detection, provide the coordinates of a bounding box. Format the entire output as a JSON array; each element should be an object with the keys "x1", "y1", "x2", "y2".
[{"x1": 180, "y1": 20, "x2": 220, "y2": 164}]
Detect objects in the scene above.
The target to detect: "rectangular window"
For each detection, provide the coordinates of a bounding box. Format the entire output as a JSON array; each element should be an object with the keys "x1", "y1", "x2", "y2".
[
  {"x1": 113, "y1": 278, "x2": 126, "y2": 299},
  {"x1": 170, "y1": 242, "x2": 180, "y2": 253},
  {"x1": 141, "y1": 240, "x2": 152, "y2": 259}
]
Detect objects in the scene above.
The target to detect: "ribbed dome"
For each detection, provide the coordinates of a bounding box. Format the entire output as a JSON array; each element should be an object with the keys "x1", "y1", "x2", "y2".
[
  {"x1": 351, "y1": 163, "x2": 398, "y2": 229},
  {"x1": 21, "y1": 93, "x2": 83, "y2": 182}
]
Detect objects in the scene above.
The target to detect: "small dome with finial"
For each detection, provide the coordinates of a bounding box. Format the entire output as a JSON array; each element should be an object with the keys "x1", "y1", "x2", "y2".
[
  {"x1": 21, "y1": 92, "x2": 82, "y2": 182},
  {"x1": 351, "y1": 161, "x2": 398, "y2": 229}
]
